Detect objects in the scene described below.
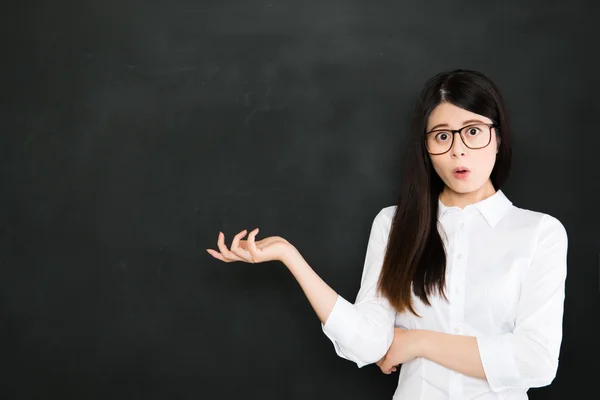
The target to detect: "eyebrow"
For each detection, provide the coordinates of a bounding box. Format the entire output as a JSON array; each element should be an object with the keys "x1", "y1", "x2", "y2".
[{"x1": 428, "y1": 119, "x2": 486, "y2": 131}]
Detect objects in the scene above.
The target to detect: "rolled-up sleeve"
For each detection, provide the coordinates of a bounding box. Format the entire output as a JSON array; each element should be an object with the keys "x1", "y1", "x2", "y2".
[
  {"x1": 321, "y1": 210, "x2": 396, "y2": 368},
  {"x1": 476, "y1": 214, "x2": 568, "y2": 392}
]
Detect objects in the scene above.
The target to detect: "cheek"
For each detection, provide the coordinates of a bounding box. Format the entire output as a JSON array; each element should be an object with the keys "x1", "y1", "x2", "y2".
[
  {"x1": 474, "y1": 149, "x2": 498, "y2": 174},
  {"x1": 430, "y1": 158, "x2": 447, "y2": 178}
]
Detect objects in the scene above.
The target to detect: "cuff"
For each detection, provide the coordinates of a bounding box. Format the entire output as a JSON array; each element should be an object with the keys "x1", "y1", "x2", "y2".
[
  {"x1": 321, "y1": 295, "x2": 360, "y2": 347},
  {"x1": 476, "y1": 334, "x2": 519, "y2": 392}
]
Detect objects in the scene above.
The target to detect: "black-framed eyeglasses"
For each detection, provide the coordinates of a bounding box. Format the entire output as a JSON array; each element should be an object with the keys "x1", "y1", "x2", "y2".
[{"x1": 425, "y1": 123, "x2": 498, "y2": 155}]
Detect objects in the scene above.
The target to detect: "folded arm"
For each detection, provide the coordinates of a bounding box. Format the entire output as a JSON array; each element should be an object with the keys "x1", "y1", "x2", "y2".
[{"x1": 412, "y1": 215, "x2": 568, "y2": 391}]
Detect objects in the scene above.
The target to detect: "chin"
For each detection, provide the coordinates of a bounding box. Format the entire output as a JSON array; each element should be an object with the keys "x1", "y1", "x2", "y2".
[{"x1": 446, "y1": 180, "x2": 480, "y2": 194}]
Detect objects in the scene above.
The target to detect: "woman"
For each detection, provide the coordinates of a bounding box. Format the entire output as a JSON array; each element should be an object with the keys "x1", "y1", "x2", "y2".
[{"x1": 206, "y1": 69, "x2": 568, "y2": 399}]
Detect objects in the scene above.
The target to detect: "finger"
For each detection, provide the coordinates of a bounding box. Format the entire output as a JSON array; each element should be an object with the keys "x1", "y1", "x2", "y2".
[
  {"x1": 247, "y1": 228, "x2": 261, "y2": 262},
  {"x1": 216, "y1": 232, "x2": 245, "y2": 262},
  {"x1": 230, "y1": 230, "x2": 254, "y2": 262},
  {"x1": 206, "y1": 248, "x2": 230, "y2": 262},
  {"x1": 381, "y1": 361, "x2": 393, "y2": 375},
  {"x1": 231, "y1": 229, "x2": 247, "y2": 249}
]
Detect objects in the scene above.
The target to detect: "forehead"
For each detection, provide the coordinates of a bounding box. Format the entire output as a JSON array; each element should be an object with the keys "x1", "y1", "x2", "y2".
[{"x1": 427, "y1": 102, "x2": 492, "y2": 130}]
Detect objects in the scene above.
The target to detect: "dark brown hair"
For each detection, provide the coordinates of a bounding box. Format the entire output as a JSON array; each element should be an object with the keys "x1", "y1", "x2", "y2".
[{"x1": 376, "y1": 69, "x2": 512, "y2": 317}]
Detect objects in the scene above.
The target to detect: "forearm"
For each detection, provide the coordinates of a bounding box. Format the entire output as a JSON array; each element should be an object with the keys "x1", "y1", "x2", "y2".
[
  {"x1": 416, "y1": 329, "x2": 487, "y2": 380},
  {"x1": 281, "y1": 246, "x2": 339, "y2": 325}
]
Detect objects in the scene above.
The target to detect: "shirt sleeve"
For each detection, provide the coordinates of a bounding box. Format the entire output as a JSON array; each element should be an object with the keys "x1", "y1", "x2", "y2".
[
  {"x1": 476, "y1": 214, "x2": 568, "y2": 392},
  {"x1": 320, "y1": 209, "x2": 396, "y2": 368}
]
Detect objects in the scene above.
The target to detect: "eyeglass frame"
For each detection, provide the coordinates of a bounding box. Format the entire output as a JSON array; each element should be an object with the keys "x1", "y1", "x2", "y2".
[{"x1": 425, "y1": 123, "x2": 498, "y2": 155}]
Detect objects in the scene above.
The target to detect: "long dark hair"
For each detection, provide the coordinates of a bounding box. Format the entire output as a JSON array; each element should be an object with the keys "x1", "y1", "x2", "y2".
[{"x1": 377, "y1": 69, "x2": 512, "y2": 317}]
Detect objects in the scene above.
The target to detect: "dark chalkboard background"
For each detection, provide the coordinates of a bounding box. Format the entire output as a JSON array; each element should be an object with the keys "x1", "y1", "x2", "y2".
[{"x1": 1, "y1": 0, "x2": 598, "y2": 399}]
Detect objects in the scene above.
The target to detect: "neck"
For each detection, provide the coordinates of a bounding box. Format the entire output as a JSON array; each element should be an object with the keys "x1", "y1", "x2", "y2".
[{"x1": 439, "y1": 180, "x2": 496, "y2": 209}]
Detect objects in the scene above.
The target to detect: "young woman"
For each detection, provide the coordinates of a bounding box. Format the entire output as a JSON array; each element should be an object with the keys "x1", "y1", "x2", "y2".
[{"x1": 206, "y1": 69, "x2": 568, "y2": 399}]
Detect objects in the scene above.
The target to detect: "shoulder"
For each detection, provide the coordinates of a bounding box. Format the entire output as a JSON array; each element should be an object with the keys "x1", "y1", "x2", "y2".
[
  {"x1": 373, "y1": 205, "x2": 397, "y2": 233},
  {"x1": 506, "y1": 204, "x2": 568, "y2": 245},
  {"x1": 377, "y1": 205, "x2": 397, "y2": 219}
]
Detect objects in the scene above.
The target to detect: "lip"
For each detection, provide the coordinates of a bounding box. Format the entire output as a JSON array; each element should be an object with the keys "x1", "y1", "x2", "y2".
[{"x1": 452, "y1": 166, "x2": 471, "y2": 173}]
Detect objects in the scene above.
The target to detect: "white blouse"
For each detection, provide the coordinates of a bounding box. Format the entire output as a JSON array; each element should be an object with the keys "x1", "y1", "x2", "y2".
[{"x1": 321, "y1": 190, "x2": 568, "y2": 399}]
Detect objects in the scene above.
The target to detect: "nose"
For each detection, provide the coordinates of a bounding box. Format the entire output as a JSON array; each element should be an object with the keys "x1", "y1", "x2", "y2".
[{"x1": 450, "y1": 132, "x2": 468, "y2": 157}]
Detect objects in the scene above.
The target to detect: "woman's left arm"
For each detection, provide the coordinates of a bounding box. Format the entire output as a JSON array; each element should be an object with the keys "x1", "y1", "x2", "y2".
[
  {"x1": 377, "y1": 328, "x2": 486, "y2": 378},
  {"x1": 381, "y1": 215, "x2": 568, "y2": 392},
  {"x1": 414, "y1": 329, "x2": 486, "y2": 379}
]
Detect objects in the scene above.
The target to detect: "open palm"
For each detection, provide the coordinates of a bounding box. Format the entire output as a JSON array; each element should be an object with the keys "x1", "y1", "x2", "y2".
[{"x1": 206, "y1": 228, "x2": 292, "y2": 264}]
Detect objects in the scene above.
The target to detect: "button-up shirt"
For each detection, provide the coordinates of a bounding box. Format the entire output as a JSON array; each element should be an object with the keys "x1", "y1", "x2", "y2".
[{"x1": 321, "y1": 190, "x2": 568, "y2": 399}]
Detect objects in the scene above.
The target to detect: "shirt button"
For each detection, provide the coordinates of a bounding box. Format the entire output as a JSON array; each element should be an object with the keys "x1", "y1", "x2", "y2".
[
  {"x1": 454, "y1": 327, "x2": 460, "y2": 333},
  {"x1": 459, "y1": 222, "x2": 464, "y2": 228},
  {"x1": 457, "y1": 254, "x2": 462, "y2": 259}
]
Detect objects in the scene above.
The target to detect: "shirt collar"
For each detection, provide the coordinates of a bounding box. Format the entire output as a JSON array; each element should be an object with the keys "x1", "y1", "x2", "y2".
[{"x1": 437, "y1": 189, "x2": 513, "y2": 228}]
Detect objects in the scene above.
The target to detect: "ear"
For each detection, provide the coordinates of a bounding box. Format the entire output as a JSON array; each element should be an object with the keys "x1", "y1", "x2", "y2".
[{"x1": 496, "y1": 135, "x2": 501, "y2": 154}]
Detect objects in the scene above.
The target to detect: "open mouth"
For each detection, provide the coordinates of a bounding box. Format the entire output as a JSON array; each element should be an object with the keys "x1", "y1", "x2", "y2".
[
  {"x1": 452, "y1": 168, "x2": 470, "y2": 179},
  {"x1": 453, "y1": 167, "x2": 471, "y2": 174}
]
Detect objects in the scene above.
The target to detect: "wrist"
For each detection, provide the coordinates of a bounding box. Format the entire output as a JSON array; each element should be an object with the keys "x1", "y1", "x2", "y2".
[
  {"x1": 280, "y1": 243, "x2": 301, "y2": 266},
  {"x1": 411, "y1": 329, "x2": 428, "y2": 358}
]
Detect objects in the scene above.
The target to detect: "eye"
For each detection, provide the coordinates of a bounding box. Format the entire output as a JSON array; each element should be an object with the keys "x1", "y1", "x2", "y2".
[
  {"x1": 436, "y1": 132, "x2": 451, "y2": 142},
  {"x1": 466, "y1": 126, "x2": 482, "y2": 136}
]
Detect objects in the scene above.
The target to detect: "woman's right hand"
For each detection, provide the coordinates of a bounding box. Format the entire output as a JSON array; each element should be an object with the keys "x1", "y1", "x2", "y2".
[{"x1": 206, "y1": 228, "x2": 295, "y2": 264}]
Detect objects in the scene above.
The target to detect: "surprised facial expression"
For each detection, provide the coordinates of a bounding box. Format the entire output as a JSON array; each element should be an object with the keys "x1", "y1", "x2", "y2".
[{"x1": 426, "y1": 102, "x2": 499, "y2": 194}]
